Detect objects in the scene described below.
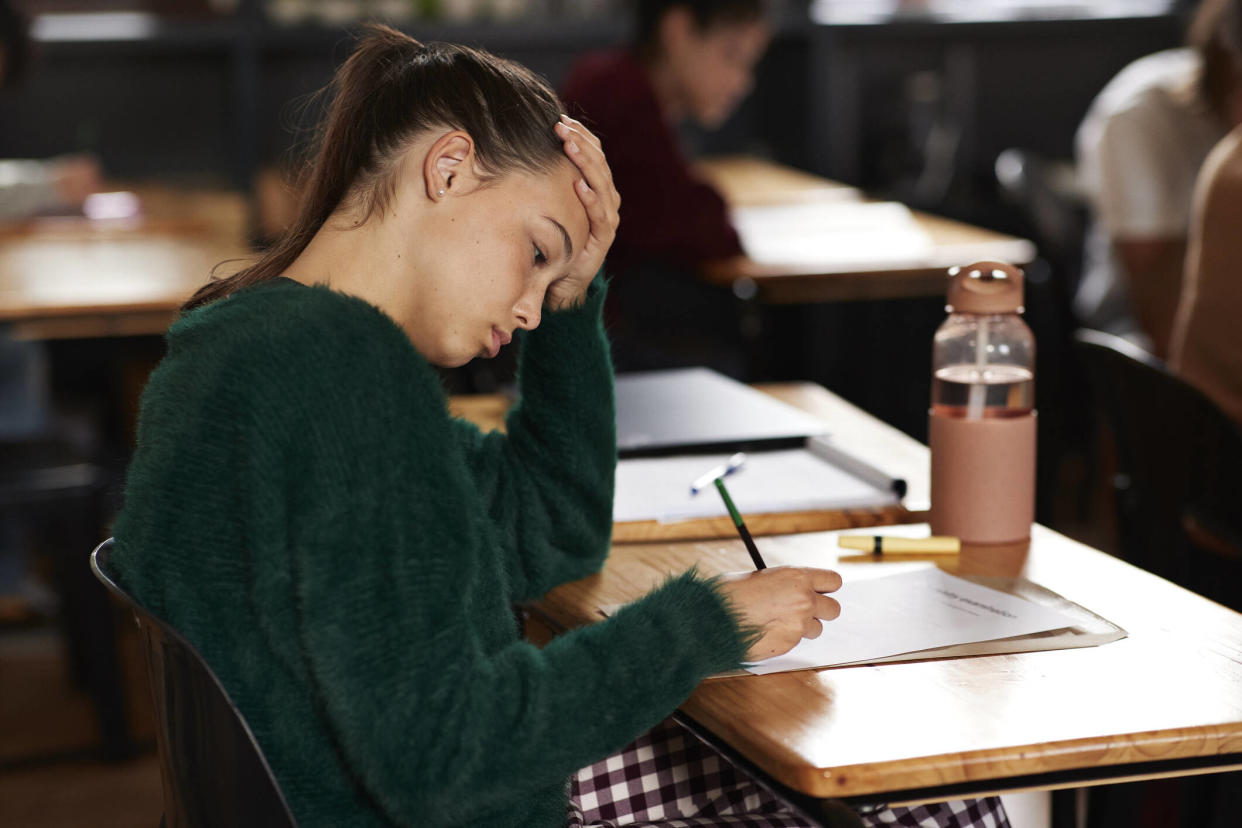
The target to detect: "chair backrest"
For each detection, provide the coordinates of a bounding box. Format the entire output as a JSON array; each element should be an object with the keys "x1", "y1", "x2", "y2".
[
  {"x1": 1073, "y1": 330, "x2": 1242, "y2": 610},
  {"x1": 994, "y1": 148, "x2": 1088, "y2": 289},
  {"x1": 90, "y1": 539, "x2": 298, "y2": 828}
]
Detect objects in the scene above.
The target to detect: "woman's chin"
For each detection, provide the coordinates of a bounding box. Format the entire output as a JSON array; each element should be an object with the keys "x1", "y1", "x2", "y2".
[{"x1": 425, "y1": 347, "x2": 475, "y2": 369}]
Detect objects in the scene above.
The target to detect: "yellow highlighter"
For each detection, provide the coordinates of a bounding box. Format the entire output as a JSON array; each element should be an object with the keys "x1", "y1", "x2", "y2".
[{"x1": 838, "y1": 535, "x2": 961, "y2": 557}]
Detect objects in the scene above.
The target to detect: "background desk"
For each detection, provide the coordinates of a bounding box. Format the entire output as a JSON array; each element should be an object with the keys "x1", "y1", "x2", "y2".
[
  {"x1": 0, "y1": 186, "x2": 249, "y2": 340},
  {"x1": 693, "y1": 156, "x2": 1035, "y2": 305}
]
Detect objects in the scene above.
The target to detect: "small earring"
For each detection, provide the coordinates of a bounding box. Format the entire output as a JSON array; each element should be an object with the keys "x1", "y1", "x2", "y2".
[{"x1": 437, "y1": 188, "x2": 445, "y2": 197}]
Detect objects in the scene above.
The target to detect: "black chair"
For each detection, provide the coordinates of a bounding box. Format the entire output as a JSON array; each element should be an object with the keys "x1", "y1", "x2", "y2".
[
  {"x1": 1073, "y1": 329, "x2": 1242, "y2": 610},
  {"x1": 1072, "y1": 330, "x2": 1242, "y2": 828},
  {"x1": 994, "y1": 149, "x2": 1094, "y2": 526},
  {"x1": 0, "y1": 437, "x2": 132, "y2": 757},
  {"x1": 90, "y1": 539, "x2": 298, "y2": 828}
]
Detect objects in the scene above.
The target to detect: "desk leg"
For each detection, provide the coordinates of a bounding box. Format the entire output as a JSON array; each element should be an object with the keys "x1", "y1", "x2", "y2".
[{"x1": 1050, "y1": 788, "x2": 1083, "y2": 828}]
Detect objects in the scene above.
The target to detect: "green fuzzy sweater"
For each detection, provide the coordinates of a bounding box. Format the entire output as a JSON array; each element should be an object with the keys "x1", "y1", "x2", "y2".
[{"x1": 113, "y1": 275, "x2": 750, "y2": 827}]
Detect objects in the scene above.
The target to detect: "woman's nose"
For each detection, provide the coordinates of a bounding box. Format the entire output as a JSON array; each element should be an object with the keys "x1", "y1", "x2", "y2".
[{"x1": 514, "y1": 288, "x2": 543, "y2": 331}]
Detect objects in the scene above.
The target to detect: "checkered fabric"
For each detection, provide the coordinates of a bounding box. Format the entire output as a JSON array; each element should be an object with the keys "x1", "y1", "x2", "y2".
[
  {"x1": 567, "y1": 719, "x2": 1010, "y2": 828},
  {"x1": 567, "y1": 718, "x2": 814, "y2": 827},
  {"x1": 856, "y1": 798, "x2": 1010, "y2": 828}
]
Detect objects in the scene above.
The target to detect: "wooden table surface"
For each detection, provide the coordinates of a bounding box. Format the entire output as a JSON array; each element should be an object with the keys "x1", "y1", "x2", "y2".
[
  {"x1": 534, "y1": 523, "x2": 1242, "y2": 805},
  {"x1": 693, "y1": 156, "x2": 1036, "y2": 305},
  {"x1": 446, "y1": 376, "x2": 1242, "y2": 805},
  {"x1": 0, "y1": 185, "x2": 251, "y2": 339}
]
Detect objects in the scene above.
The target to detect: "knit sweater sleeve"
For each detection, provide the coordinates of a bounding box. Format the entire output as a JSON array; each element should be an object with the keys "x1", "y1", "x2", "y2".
[
  {"x1": 273, "y1": 298, "x2": 751, "y2": 823},
  {"x1": 449, "y1": 273, "x2": 617, "y2": 601}
]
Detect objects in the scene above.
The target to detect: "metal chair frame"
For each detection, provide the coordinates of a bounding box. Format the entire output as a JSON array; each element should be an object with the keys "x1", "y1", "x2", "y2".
[{"x1": 90, "y1": 538, "x2": 297, "y2": 828}]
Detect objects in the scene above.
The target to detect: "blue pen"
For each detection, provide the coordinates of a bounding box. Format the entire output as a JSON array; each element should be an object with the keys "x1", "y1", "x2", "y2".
[{"x1": 689, "y1": 452, "x2": 747, "y2": 495}]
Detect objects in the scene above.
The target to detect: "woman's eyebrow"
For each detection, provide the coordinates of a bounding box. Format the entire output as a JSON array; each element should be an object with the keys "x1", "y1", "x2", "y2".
[{"x1": 543, "y1": 216, "x2": 573, "y2": 261}]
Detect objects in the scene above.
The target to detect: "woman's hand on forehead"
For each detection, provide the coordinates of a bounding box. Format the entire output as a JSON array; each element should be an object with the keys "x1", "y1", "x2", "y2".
[{"x1": 546, "y1": 115, "x2": 620, "y2": 310}]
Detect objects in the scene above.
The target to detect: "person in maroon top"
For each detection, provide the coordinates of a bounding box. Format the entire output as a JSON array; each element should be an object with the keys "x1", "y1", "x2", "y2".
[
  {"x1": 560, "y1": 0, "x2": 770, "y2": 373},
  {"x1": 561, "y1": 0, "x2": 768, "y2": 271}
]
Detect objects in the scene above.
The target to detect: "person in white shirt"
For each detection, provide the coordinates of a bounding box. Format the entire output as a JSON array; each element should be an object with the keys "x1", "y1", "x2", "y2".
[{"x1": 1075, "y1": 0, "x2": 1242, "y2": 356}]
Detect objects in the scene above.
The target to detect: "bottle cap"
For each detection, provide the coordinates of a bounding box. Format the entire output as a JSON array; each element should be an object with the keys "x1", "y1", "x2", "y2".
[{"x1": 945, "y1": 261, "x2": 1025, "y2": 314}]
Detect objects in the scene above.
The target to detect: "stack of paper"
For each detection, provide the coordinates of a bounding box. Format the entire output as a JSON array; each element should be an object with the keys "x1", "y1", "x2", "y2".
[
  {"x1": 731, "y1": 201, "x2": 934, "y2": 269},
  {"x1": 612, "y1": 448, "x2": 898, "y2": 524},
  {"x1": 601, "y1": 565, "x2": 1123, "y2": 673},
  {"x1": 744, "y1": 567, "x2": 1079, "y2": 674}
]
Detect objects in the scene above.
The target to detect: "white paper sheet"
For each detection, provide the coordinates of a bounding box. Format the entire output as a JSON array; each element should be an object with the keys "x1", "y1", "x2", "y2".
[
  {"x1": 612, "y1": 449, "x2": 898, "y2": 524},
  {"x1": 731, "y1": 201, "x2": 934, "y2": 268},
  {"x1": 745, "y1": 566, "x2": 1079, "y2": 675}
]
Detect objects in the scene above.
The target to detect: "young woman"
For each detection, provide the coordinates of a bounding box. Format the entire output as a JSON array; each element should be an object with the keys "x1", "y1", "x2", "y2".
[
  {"x1": 1075, "y1": 0, "x2": 1242, "y2": 356},
  {"x1": 560, "y1": 0, "x2": 770, "y2": 374},
  {"x1": 560, "y1": 0, "x2": 768, "y2": 273},
  {"x1": 113, "y1": 25, "x2": 846, "y2": 828}
]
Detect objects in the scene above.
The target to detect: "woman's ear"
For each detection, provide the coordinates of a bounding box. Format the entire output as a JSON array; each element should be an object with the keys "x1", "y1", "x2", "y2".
[{"x1": 423, "y1": 130, "x2": 476, "y2": 201}]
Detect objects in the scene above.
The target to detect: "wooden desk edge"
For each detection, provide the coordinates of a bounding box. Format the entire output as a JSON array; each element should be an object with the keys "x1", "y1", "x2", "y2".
[
  {"x1": 867, "y1": 758, "x2": 1242, "y2": 811},
  {"x1": 683, "y1": 706, "x2": 1242, "y2": 800},
  {"x1": 697, "y1": 262, "x2": 955, "y2": 305},
  {"x1": 7, "y1": 309, "x2": 181, "y2": 340},
  {"x1": 612, "y1": 504, "x2": 919, "y2": 543}
]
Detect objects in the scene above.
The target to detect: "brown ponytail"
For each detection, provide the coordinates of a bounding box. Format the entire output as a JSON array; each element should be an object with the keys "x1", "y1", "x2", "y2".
[{"x1": 183, "y1": 25, "x2": 565, "y2": 313}]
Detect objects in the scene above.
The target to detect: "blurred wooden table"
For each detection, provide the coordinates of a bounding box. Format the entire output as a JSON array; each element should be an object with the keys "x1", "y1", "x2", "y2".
[
  {"x1": 0, "y1": 185, "x2": 251, "y2": 340},
  {"x1": 694, "y1": 156, "x2": 1036, "y2": 304}
]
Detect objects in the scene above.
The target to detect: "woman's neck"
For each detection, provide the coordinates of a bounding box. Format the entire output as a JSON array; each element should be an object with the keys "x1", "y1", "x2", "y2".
[{"x1": 282, "y1": 212, "x2": 417, "y2": 329}]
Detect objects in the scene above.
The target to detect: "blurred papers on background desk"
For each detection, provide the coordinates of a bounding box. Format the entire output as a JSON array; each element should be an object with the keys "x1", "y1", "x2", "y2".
[
  {"x1": 612, "y1": 368, "x2": 908, "y2": 536},
  {"x1": 613, "y1": 443, "x2": 900, "y2": 524},
  {"x1": 732, "y1": 201, "x2": 935, "y2": 270},
  {"x1": 730, "y1": 200, "x2": 1036, "y2": 273}
]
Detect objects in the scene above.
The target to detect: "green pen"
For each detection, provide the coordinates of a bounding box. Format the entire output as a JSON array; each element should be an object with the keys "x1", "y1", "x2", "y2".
[{"x1": 713, "y1": 476, "x2": 767, "y2": 570}]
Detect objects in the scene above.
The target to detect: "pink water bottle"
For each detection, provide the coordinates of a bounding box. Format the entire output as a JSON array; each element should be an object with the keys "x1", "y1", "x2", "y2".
[{"x1": 929, "y1": 261, "x2": 1036, "y2": 545}]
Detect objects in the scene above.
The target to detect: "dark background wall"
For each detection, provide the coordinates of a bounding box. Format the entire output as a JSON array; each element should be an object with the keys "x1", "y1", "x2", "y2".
[{"x1": 0, "y1": 4, "x2": 1186, "y2": 210}]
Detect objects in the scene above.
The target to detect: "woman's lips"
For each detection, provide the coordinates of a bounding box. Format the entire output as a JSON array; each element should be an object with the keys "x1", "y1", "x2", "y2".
[{"x1": 489, "y1": 327, "x2": 512, "y2": 358}]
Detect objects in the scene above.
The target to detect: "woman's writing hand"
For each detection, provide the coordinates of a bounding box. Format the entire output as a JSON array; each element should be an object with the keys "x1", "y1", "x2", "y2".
[
  {"x1": 548, "y1": 115, "x2": 620, "y2": 310},
  {"x1": 715, "y1": 567, "x2": 843, "y2": 661}
]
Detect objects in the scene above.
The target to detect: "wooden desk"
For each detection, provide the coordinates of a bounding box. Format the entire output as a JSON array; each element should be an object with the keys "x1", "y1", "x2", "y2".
[
  {"x1": 693, "y1": 156, "x2": 1035, "y2": 305},
  {"x1": 0, "y1": 185, "x2": 251, "y2": 340},
  {"x1": 458, "y1": 372, "x2": 1242, "y2": 806},
  {"x1": 534, "y1": 524, "x2": 1242, "y2": 805},
  {"x1": 455, "y1": 378, "x2": 1242, "y2": 803}
]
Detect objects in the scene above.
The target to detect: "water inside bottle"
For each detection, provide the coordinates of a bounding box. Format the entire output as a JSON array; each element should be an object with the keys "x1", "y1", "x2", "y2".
[{"x1": 932, "y1": 363, "x2": 1034, "y2": 418}]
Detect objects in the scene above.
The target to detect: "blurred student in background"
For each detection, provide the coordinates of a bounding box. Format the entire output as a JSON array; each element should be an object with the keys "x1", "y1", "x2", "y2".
[
  {"x1": 1171, "y1": 121, "x2": 1242, "y2": 426},
  {"x1": 561, "y1": 0, "x2": 769, "y2": 374},
  {"x1": 1075, "y1": 0, "x2": 1242, "y2": 357},
  {"x1": 1167, "y1": 1, "x2": 1242, "y2": 429}
]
